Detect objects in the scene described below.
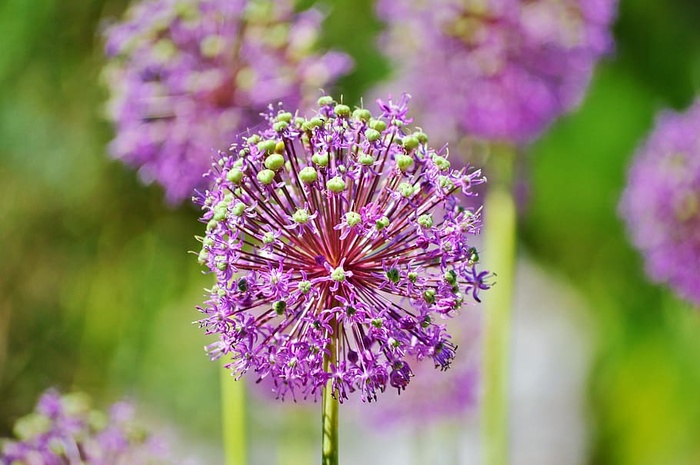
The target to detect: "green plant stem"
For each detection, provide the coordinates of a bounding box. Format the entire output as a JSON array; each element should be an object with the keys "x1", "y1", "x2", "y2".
[
  {"x1": 321, "y1": 338, "x2": 339, "y2": 465},
  {"x1": 482, "y1": 144, "x2": 517, "y2": 465},
  {"x1": 221, "y1": 366, "x2": 247, "y2": 465}
]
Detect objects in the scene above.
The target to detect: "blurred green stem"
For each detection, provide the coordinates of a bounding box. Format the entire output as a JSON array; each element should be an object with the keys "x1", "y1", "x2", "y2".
[
  {"x1": 221, "y1": 366, "x2": 247, "y2": 465},
  {"x1": 321, "y1": 338, "x2": 339, "y2": 465},
  {"x1": 482, "y1": 143, "x2": 517, "y2": 465}
]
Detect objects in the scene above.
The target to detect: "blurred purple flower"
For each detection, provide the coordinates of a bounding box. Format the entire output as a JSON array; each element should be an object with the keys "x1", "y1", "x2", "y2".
[
  {"x1": 103, "y1": 0, "x2": 352, "y2": 204},
  {"x1": 195, "y1": 95, "x2": 490, "y2": 403},
  {"x1": 0, "y1": 389, "x2": 194, "y2": 465},
  {"x1": 375, "y1": 0, "x2": 617, "y2": 143},
  {"x1": 619, "y1": 101, "x2": 700, "y2": 306}
]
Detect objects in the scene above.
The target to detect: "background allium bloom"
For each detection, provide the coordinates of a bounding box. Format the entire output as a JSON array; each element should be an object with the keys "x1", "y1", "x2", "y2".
[
  {"x1": 0, "y1": 389, "x2": 191, "y2": 465},
  {"x1": 104, "y1": 0, "x2": 352, "y2": 204},
  {"x1": 376, "y1": 0, "x2": 617, "y2": 143},
  {"x1": 619, "y1": 102, "x2": 700, "y2": 306},
  {"x1": 196, "y1": 95, "x2": 490, "y2": 402}
]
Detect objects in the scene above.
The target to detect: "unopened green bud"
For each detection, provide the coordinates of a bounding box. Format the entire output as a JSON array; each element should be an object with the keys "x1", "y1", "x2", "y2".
[
  {"x1": 418, "y1": 214, "x2": 433, "y2": 228},
  {"x1": 246, "y1": 134, "x2": 261, "y2": 145},
  {"x1": 352, "y1": 108, "x2": 372, "y2": 121},
  {"x1": 345, "y1": 211, "x2": 361, "y2": 226},
  {"x1": 273, "y1": 121, "x2": 288, "y2": 132},
  {"x1": 413, "y1": 131, "x2": 428, "y2": 144},
  {"x1": 402, "y1": 136, "x2": 419, "y2": 151},
  {"x1": 407, "y1": 272, "x2": 418, "y2": 283},
  {"x1": 257, "y1": 169, "x2": 276, "y2": 185},
  {"x1": 371, "y1": 318, "x2": 383, "y2": 328},
  {"x1": 326, "y1": 176, "x2": 346, "y2": 193},
  {"x1": 386, "y1": 267, "x2": 400, "y2": 283},
  {"x1": 257, "y1": 139, "x2": 277, "y2": 154},
  {"x1": 334, "y1": 104, "x2": 351, "y2": 117},
  {"x1": 438, "y1": 175, "x2": 454, "y2": 190},
  {"x1": 375, "y1": 216, "x2": 390, "y2": 230},
  {"x1": 365, "y1": 128, "x2": 381, "y2": 142},
  {"x1": 369, "y1": 119, "x2": 387, "y2": 132},
  {"x1": 331, "y1": 267, "x2": 346, "y2": 282},
  {"x1": 298, "y1": 280, "x2": 311, "y2": 293},
  {"x1": 277, "y1": 112, "x2": 293, "y2": 123},
  {"x1": 311, "y1": 153, "x2": 329, "y2": 167},
  {"x1": 398, "y1": 182, "x2": 416, "y2": 198},
  {"x1": 359, "y1": 153, "x2": 375, "y2": 166},
  {"x1": 299, "y1": 166, "x2": 318, "y2": 183},
  {"x1": 264, "y1": 153, "x2": 285, "y2": 171},
  {"x1": 444, "y1": 270, "x2": 457, "y2": 285},
  {"x1": 293, "y1": 208, "x2": 310, "y2": 224},
  {"x1": 396, "y1": 154, "x2": 414, "y2": 172},
  {"x1": 433, "y1": 155, "x2": 451, "y2": 171},
  {"x1": 231, "y1": 202, "x2": 246, "y2": 217},
  {"x1": 262, "y1": 231, "x2": 276, "y2": 244},
  {"x1": 317, "y1": 95, "x2": 335, "y2": 106},
  {"x1": 273, "y1": 300, "x2": 287, "y2": 315},
  {"x1": 227, "y1": 168, "x2": 243, "y2": 184},
  {"x1": 423, "y1": 289, "x2": 436, "y2": 305}
]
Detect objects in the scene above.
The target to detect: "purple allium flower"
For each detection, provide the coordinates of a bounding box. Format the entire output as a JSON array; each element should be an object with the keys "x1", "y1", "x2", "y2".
[
  {"x1": 619, "y1": 102, "x2": 700, "y2": 306},
  {"x1": 195, "y1": 95, "x2": 490, "y2": 402},
  {"x1": 375, "y1": 0, "x2": 617, "y2": 143},
  {"x1": 103, "y1": 0, "x2": 352, "y2": 204},
  {"x1": 0, "y1": 389, "x2": 194, "y2": 465}
]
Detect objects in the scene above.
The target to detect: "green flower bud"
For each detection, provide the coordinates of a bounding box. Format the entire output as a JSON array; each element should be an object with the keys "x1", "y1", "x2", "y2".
[
  {"x1": 237, "y1": 278, "x2": 248, "y2": 292},
  {"x1": 423, "y1": 289, "x2": 436, "y2": 305},
  {"x1": 334, "y1": 104, "x2": 351, "y2": 117},
  {"x1": 231, "y1": 202, "x2": 246, "y2": 217},
  {"x1": 276, "y1": 112, "x2": 293, "y2": 123},
  {"x1": 369, "y1": 119, "x2": 387, "y2": 132},
  {"x1": 407, "y1": 272, "x2": 418, "y2": 283},
  {"x1": 257, "y1": 139, "x2": 277, "y2": 154},
  {"x1": 299, "y1": 166, "x2": 318, "y2": 183},
  {"x1": 365, "y1": 128, "x2": 381, "y2": 142},
  {"x1": 303, "y1": 117, "x2": 325, "y2": 131},
  {"x1": 317, "y1": 96, "x2": 335, "y2": 106},
  {"x1": 246, "y1": 134, "x2": 261, "y2": 145},
  {"x1": 345, "y1": 211, "x2": 361, "y2": 226},
  {"x1": 413, "y1": 131, "x2": 428, "y2": 144},
  {"x1": 311, "y1": 153, "x2": 329, "y2": 167},
  {"x1": 433, "y1": 155, "x2": 451, "y2": 171},
  {"x1": 273, "y1": 300, "x2": 286, "y2": 315},
  {"x1": 371, "y1": 318, "x2": 383, "y2": 328},
  {"x1": 398, "y1": 182, "x2": 416, "y2": 198},
  {"x1": 213, "y1": 205, "x2": 227, "y2": 222},
  {"x1": 257, "y1": 169, "x2": 276, "y2": 185},
  {"x1": 352, "y1": 108, "x2": 372, "y2": 121},
  {"x1": 444, "y1": 270, "x2": 457, "y2": 285},
  {"x1": 264, "y1": 153, "x2": 285, "y2": 171},
  {"x1": 396, "y1": 154, "x2": 414, "y2": 172},
  {"x1": 375, "y1": 216, "x2": 390, "y2": 230},
  {"x1": 273, "y1": 121, "x2": 288, "y2": 132},
  {"x1": 298, "y1": 280, "x2": 311, "y2": 293},
  {"x1": 293, "y1": 209, "x2": 310, "y2": 224},
  {"x1": 421, "y1": 315, "x2": 432, "y2": 328},
  {"x1": 326, "y1": 176, "x2": 346, "y2": 193},
  {"x1": 438, "y1": 175, "x2": 454, "y2": 190},
  {"x1": 417, "y1": 214, "x2": 434, "y2": 228},
  {"x1": 386, "y1": 267, "x2": 400, "y2": 283},
  {"x1": 359, "y1": 153, "x2": 375, "y2": 166},
  {"x1": 331, "y1": 267, "x2": 346, "y2": 282},
  {"x1": 262, "y1": 231, "x2": 276, "y2": 244},
  {"x1": 402, "y1": 136, "x2": 419, "y2": 151},
  {"x1": 227, "y1": 168, "x2": 244, "y2": 184}
]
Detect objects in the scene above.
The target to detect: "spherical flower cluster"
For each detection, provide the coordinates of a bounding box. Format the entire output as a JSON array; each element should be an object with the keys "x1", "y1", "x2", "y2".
[
  {"x1": 196, "y1": 95, "x2": 490, "y2": 402},
  {"x1": 619, "y1": 101, "x2": 700, "y2": 306},
  {"x1": 103, "y1": 0, "x2": 352, "y2": 204},
  {"x1": 1, "y1": 389, "x2": 192, "y2": 465},
  {"x1": 375, "y1": 0, "x2": 617, "y2": 143}
]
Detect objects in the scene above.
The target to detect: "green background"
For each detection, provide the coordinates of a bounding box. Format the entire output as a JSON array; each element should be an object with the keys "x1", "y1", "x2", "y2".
[{"x1": 1, "y1": 0, "x2": 700, "y2": 463}]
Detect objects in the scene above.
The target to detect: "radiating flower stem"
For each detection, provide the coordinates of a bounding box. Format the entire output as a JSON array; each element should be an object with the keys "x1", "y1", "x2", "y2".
[
  {"x1": 322, "y1": 337, "x2": 339, "y2": 465},
  {"x1": 482, "y1": 143, "x2": 517, "y2": 465},
  {"x1": 221, "y1": 367, "x2": 247, "y2": 465}
]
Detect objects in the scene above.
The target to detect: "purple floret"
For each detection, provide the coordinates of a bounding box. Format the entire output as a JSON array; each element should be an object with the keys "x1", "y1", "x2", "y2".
[
  {"x1": 619, "y1": 101, "x2": 700, "y2": 306},
  {"x1": 195, "y1": 95, "x2": 491, "y2": 403},
  {"x1": 103, "y1": 0, "x2": 352, "y2": 204}
]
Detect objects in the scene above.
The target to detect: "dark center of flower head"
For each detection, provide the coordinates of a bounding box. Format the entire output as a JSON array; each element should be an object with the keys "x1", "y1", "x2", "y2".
[{"x1": 196, "y1": 94, "x2": 490, "y2": 402}]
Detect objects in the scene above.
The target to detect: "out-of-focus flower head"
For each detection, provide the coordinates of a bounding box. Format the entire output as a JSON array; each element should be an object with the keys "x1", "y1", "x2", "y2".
[
  {"x1": 619, "y1": 101, "x2": 700, "y2": 307},
  {"x1": 0, "y1": 389, "x2": 194, "y2": 465},
  {"x1": 195, "y1": 94, "x2": 490, "y2": 403},
  {"x1": 376, "y1": 0, "x2": 617, "y2": 144},
  {"x1": 103, "y1": 0, "x2": 352, "y2": 204}
]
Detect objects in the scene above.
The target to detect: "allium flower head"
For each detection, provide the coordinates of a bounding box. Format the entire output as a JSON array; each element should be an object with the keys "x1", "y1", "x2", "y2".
[
  {"x1": 619, "y1": 101, "x2": 700, "y2": 306},
  {"x1": 104, "y1": 0, "x2": 352, "y2": 203},
  {"x1": 0, "y1": 389, "x2": 192, "y2": 465},
  {"x1": 376, "y1": 0, "x2": 617, "y2": 143},
  {"x1": 196, "y1": 95, "x2": 490, "y2": 402}
]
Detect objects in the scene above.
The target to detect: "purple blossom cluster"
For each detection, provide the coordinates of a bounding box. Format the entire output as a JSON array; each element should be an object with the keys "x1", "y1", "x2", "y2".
[
  {"x1": 196, "y1": 95, "x2": 490, "y2": 403},
  {"x1": 375, "y1": 0, "x2": 617, "y2": 143},
  {"x1": 1, "y1": 389, "x2": 191, "y2": 465},
  {"x1": 103, "y1": 0, "x2": 352, "y2": 204},
  {"x1": 619, "y1": 101, "x2": 700, "y2": 306}
]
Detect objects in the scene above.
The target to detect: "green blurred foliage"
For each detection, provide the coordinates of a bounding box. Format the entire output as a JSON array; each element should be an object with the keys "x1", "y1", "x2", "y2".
[{"x1": 1, "y1": 0, "x2": 700, "y2": 463}]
